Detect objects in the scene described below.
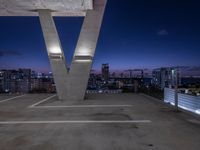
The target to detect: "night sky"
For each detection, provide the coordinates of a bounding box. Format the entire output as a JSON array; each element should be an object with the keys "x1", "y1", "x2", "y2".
[{"x1": 0, "y1": 0, "x2": 200, "y2": 72}]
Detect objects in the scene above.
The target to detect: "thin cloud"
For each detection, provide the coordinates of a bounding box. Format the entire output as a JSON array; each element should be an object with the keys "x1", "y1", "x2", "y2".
[
  {"x1": 0, "y1": 50, "x2": 22, "y2": 57},
  {"x1": 157, "y1": 29, "x2": 169, "y2": 36}
]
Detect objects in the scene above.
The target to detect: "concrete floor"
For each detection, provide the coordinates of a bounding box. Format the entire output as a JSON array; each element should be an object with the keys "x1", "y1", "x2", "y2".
[{"x1": 0, "y1": 93, "x2": 200, "y2": 150}]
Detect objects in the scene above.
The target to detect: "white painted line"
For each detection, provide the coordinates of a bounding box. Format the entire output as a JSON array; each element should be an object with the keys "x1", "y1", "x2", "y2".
[
  {"x1": 29, "y1": 95, "x2": 56, "y2": 108},
  {"x1": 0, "y1": 120, "x2": 151, "y2": 124},
  {"x1": 32, "y1": 104, "x2": 133, "y2": 108},
  {"x1": 187, "y1": 119, "x2": 200, "y2": 125},
  {"x1": 0, "y1": 95, "x2": 26, "y2": 103}
]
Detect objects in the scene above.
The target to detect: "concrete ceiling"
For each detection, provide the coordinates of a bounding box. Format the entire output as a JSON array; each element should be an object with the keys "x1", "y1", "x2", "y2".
[{"x1": 0, "y1": 0, "x2": 93, "y2": 16}]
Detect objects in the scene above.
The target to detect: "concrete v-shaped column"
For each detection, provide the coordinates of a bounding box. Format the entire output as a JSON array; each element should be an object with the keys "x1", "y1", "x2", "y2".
[
  {"x1": 69, "y1": 0, "x2": 107, "y2": 100},
  {"x1": 38, "y1": 0, "x2": 107, "y2": 101},
  {"x1": 38, "y1": 10, "x2": 69, "y2": 100}
]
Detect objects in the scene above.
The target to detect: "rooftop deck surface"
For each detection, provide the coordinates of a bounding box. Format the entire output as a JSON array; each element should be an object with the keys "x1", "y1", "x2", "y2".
[{"x1": 0, "y1": 93, "x2": 200, "y2": 150}]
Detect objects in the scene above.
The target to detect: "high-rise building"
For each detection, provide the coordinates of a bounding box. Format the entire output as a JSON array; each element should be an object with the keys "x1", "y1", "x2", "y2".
[
  {"x1": 170, "y1": 68, "x2": 181, "y2": 87},
  {"x1": 152, "y1": 67, "x2": 181, "y2": 89},
  {"x1": 0, "y1": 71, "x2": 4, "y2": 93},
  {"x1": 102, "y1": 63, "x2": 109, "y2": 81},
  {"x1": 0, "y1": 69, "x2": 31, "y2": 93},
  {"x1": 30, "y1": 77, "x2": 55, "y2": 93},
  {"x1": 111, "y1": 72, "x2": 116, "y2": 78}
]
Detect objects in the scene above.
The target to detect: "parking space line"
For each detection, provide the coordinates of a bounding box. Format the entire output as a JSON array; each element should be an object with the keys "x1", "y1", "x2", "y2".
[
  {"x1": 31, "y1": 104, "x2": 133, "y2": 108},
  {"x1": 187, "y1": 119, "x2": 200, "y2": 125},
  {"x1": 29, "y1": 95, "x2": 56, "y2": 108},
  {"x1": 0, "y1": 120, "x2": 151, "y2": 124},
  {"x1": 0, "y1": 95, "x2": 26, "y2": 103}
]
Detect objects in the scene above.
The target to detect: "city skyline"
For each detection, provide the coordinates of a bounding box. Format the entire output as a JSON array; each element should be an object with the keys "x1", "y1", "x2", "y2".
[
  {"x1": 1, "y1": 65, "x2": 200, "y2": 77},
  {"x1": 1, "y1": 0, "x2": 200, "y2": 72}
]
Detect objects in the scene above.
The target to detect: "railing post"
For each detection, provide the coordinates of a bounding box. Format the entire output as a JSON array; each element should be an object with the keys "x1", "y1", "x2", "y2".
[{"x1": 175, "y1": 85, "x2": 178, "y2": 111}]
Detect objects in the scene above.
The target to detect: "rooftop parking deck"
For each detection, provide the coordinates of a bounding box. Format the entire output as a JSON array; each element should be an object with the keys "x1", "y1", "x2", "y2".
[{"x1": 0, "y1": 93, "x2": 200, "y2": 150}]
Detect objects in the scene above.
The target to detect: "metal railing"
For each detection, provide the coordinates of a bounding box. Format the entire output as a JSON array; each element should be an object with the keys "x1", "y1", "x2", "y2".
[
  {"x1": 164, "y1": 88, "x2": 200, "y2": 115},
  {"x1": 86, "y1": 90, "x2": 122, "y2": 94}
]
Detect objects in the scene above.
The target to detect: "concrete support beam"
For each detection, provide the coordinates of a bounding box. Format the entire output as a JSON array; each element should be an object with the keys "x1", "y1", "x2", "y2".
[
  {"x1": 38, "y1": 0, "x2": 107, "y2": 101},
  {"x1": 38, "y1": 10, "x2": 68, "y2": 100},
  {"x1": 69, "y1": 0, "x2": 107, "y2": 100}
]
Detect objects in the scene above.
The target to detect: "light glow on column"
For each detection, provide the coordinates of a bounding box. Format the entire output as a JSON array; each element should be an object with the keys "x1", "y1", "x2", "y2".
[
  {"x1": 76, "y1": 47, "x2": 91, "y2": 56},
  {"x1": 49, "y1": 46, "x2": 62, "y2": 54},
  {"x1": 75, "y1": 60, "x2": 91, "y2": 63}
]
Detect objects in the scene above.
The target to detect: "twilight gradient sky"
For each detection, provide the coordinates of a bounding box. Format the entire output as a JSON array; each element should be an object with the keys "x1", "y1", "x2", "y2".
[{"x1": 0, "y1": 0, "x2": 200, "y2": 72}]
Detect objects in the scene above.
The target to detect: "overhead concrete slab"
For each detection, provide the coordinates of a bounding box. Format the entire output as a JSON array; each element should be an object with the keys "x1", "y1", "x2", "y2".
[{"x1": 0, "y1": 0, "x2": 93, "y2": 16}]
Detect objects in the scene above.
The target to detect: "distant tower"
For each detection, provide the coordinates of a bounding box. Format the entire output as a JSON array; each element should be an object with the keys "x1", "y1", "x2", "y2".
[
  {"x1": 102, "y1": 63, "x2": 109, "y2": 81},
  {"x1": 170, "y1": 67, "x2": 181, "y2": 88},
  {"x1": 111, "y1": 72, "x2": 116, "y2": 78},
  {"x1": 152, "y1": 67, "x2": 181, "y2": 89},
  {"x1": 120, "y1": 73, "x2": 124, "y2": 78}
]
